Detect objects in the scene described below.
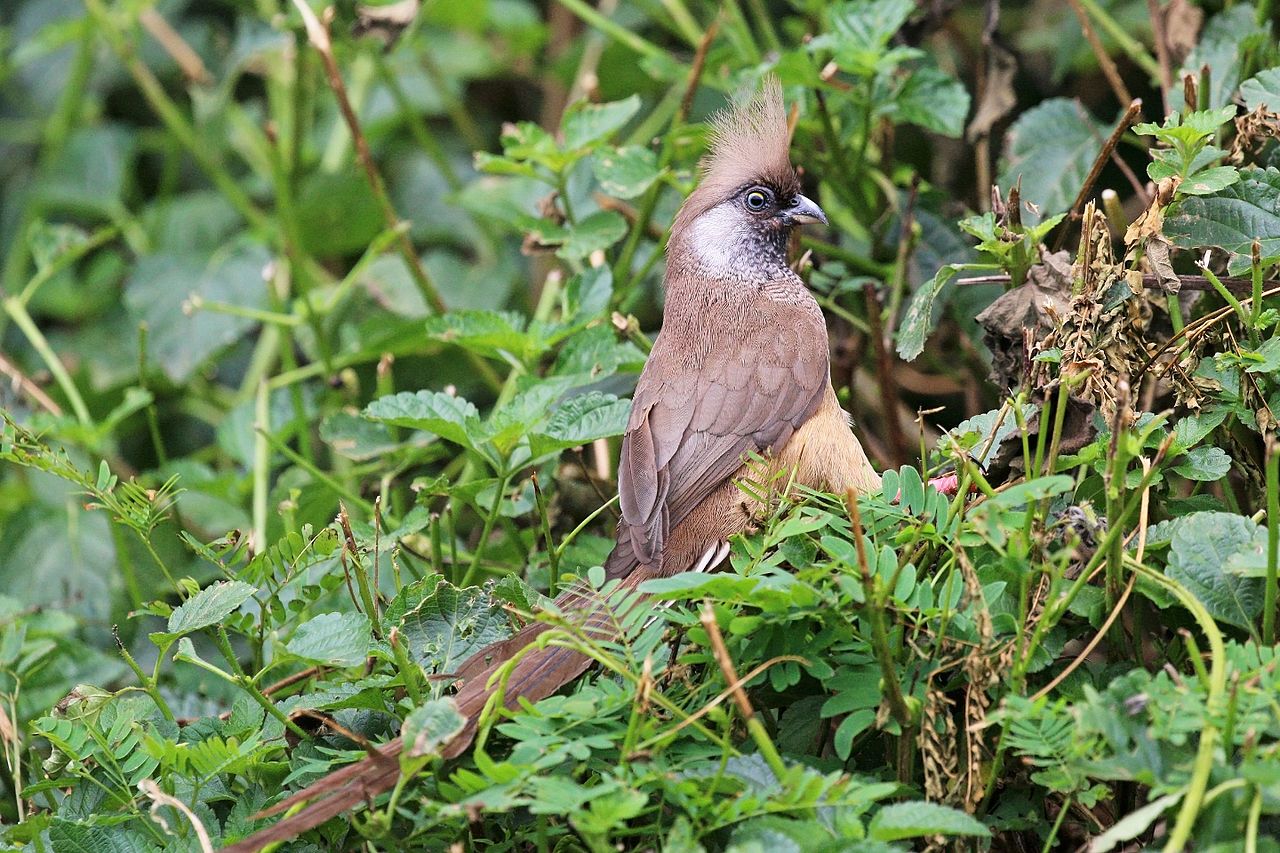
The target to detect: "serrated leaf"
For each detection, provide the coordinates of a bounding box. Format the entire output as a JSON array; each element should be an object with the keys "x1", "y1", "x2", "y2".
[
  {"x1": 563, "y1": 266, "x2": 616, "y2": 322},
  {"x1": 594, "y1": 147, "x2": 661, "y2": 198},
  {"x1": 868, "y1": 801, "x2": 990, "y2": 841},
  {"x1": 1180, "y1": 166, "x2": 1240, "y2": 196},
  {"x1": 556, "y1": 210, "x2": 628, "y2": 261},
  {"x1": 998, "y1": 98, "x2": 1105, "y2": 221},
  {"x1": 1179, "y1": 6, "x2": 1269, "y2": 110},
  {"x1": 398, "y1": 581, "x2": 511, "y2": 674},
  {"x1": 402, "y1": 698, "x2": 468, "y2": 759},
  {"x1": 364, "y1": 391, "x2": 483, "y2": 451},
  {"x1": 49, "y1": 820, "x2": 156, "y2": 853},
  {"x1": 321, "y1": 411, "x2": 424, "y2": 461},
  {"x1": 562, "y1": 95, "x2": 642, "y2": 150},
  {"x1": 1165, "y1": 511, "x2": 1265, "y2": 632},
  {"x1": 1172, "y1": 445, "x2": 1232, "y2": 481},
  {"x1": 286, "y1": 612, "x2": 371, "y2": 667},
  {"x1": 167, "y1": 581, "x2": 257, "y2": 634},
  {"x1": 424, "y1": 309, "x2": 545, "y2": 363},
  {"x1": 892, "y1": 65, "x2": 970, "y2": 138},
  {"x1": 530, "y1": 392, "x2": 631, "y2": 457},
  {"x1": 812, "y1": 0, "x2": 915, "y2": 74},
  {"x1": 1166, "y1": 166, "x2": 1280, "y2": 274},
  {"x1": 1241, "y1": 67, "x2": 1280, "y2": 112}
]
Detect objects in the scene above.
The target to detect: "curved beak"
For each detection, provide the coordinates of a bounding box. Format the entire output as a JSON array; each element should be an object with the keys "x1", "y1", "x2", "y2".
[{"x1": 784, "y1": 194, "x2": 828, "y2": 226}]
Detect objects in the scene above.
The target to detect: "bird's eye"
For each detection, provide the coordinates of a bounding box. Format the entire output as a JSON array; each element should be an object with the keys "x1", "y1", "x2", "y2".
[{"x1": 744, "y1": 188, "x2": 771, "y2": 211}]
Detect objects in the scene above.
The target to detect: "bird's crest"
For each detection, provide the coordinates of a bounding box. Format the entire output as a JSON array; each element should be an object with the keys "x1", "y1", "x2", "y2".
[{"x1": 675, "y1": 77, "x2": 799, "y2": 228}]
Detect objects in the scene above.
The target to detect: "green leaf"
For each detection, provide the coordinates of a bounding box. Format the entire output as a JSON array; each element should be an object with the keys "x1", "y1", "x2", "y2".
[
  {"x1": 556, "y1": 210, "x2": 628, "y2": 261},
  {"x1": 321, "y1": 412, "x2": 420, "y2": 461},
  {"x1": 563, "y1": 266, "x2": 615, "y2": 322},
  {"x1": 35, "y1": 126, "x2": 136, "y2": 217},
  {"x1": 530, "y1": 392, "x2": 631, "y2": 458},
  {"x1": 1172, "y1": 410, "x2": 1228, "y2": 452},
  {"x1": 397, "y1": 580, "x2": 511, "y2": 674},
  {"x1": 1180, "y1": 166, "x2": 1240, "y2": 196},
  {"x1": 987, "y1": 475, "x2": 1075, "y2": 508},
  {"x1": 1241, "y1": 67, "x2": 1280, "y2": 112},
  {"x1": 364, "y1": 390, "x2": 483, "y2": 451},
  {"x1": 812, "y1": 0, "x2": 916, "y2": 74},
  {"x1": 294, "y1": 171, "x2": 383, "y2": 257},
  {"x1": 423, "y1": 309, "x2": 545, "y2": 363},
  {"x1": 167, "y1": 581, "x2": 257, "y2": 635},
  {"x1": 48, "y1": 820, "x2": 156, "y2": 853},
  {"x1": 401, "y1": 698, "x2": 468, "y2": 759},
  {"x1": 562, "y1": 95, "x2": 642, "y2": 150},
  {"x1": 1166, "y1": 166, "x2": 1280, "y2": 274},
  {"x1": 125, "y1": 241, "x2": 273, "y2": 383},
  {"x1": 897, "y1": 264, "x2": 960, "y2": 361},
  {"x1": 1088, "y1": 793, "x2": 1183, "y2": 853},
  {"x1": 892, "y1": 66, "x2": 970, "y2": 138},
  {"x1": 998, "y1": 98, "x2": 1105, "y2": 221},
  {"x1": 727, "y1": 817, "x2": 835, "y2": 852},
  {"x1": 594, "y1": 146, "x2": 661, "y2": 199},
  {"x1": 1179, "y1": 5, "x2": 1270, "y2": 111},
  {"x1": 1172, "y1": 445, "x2": 1232, "y2": 481},
  {"x1": 1165, "y1": 512, "x2": 1265, "y2": 632},
  {"x1": 868, "y1": 801, "x2": 990, "y2": 841},
  {"x1": 286, "y1": 612, "x2": 371, "y2": 667}
]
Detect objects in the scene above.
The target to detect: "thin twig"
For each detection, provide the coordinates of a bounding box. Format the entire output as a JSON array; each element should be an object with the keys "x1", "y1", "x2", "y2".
[
  {"x1": 0, "y1": 350, "x2": 62, "y2": 415},
  {"x1": 864, "y1": 283, "x2": 909, "y2": 467},
  {"x1": 1147, "y1": 0, "x2": 1174, "y2": 116},
  {"x1": 290, "y1": 1, "x2": 445, "y2": 315},
  {"x1": 139, "y1": 8, "x2": 212, "y2": 84},
  {"x1": 1066, "y1": 0, "x2": 1134, "y2": 107},
  {"x1": 1052, "y1": 99, "x2": 1143, "y2": 251},
  {"x1": 956, "y1": 271, "x2": 1265, "y2": 294},
  {"x1": 699, "y1": 601, "x2": 790, "y2": 779}
]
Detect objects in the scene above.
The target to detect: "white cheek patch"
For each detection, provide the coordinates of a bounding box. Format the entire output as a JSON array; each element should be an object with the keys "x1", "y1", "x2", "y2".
[{"x1": 688, "y1": 204, "x2": 750, "y2": 273}]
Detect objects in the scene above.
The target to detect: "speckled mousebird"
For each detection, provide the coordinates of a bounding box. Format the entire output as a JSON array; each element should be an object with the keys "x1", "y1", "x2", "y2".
[{"x1": 222, "y1": 77, "x2": 881, "y2": 853}]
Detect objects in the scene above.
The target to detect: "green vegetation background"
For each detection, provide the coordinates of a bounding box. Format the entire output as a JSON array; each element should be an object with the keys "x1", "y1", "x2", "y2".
[{"x1": 3, "y1": 0, "x2": 1280, "y2": 849}]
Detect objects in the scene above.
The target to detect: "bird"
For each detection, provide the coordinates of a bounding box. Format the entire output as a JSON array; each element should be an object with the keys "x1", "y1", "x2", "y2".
[{"x1": 221, "y1": 77, "x2": 881, "y2": 852}]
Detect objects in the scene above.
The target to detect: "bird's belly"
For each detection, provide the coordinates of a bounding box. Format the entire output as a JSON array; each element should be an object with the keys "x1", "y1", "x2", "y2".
[{"x1": 771, "y1": 386, "x2": 882, "y2": 495}]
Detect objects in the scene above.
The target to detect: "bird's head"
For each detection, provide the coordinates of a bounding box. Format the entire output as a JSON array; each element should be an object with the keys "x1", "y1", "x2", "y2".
[{"x1": 669, "y1": 77, "x2": 826, "y2": 280}]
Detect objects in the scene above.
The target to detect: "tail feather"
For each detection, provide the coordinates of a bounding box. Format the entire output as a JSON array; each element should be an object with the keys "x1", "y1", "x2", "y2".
[{"x1": 220, "y1": 545, "x2": 645, "y2": 852}]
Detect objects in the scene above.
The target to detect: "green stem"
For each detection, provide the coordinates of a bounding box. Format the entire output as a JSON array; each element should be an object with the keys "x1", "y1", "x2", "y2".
[
  {"x1": 115, "y1": 628, "x2": 175, "y2": 722},
  {"x1": 213, "y1": 627, "x2": 310, "y2": 739},
  {"x1": 253, "y1": 383, "x2": 270, "y2": 552},
  {"x1": 1075, "y1": 0, "x2": 1161, "y2": 79},
  {"x1": 84, "y1": 0, "x2": 270, "y2": 231},
  {"x1": 1264, "y1": 440, "x2": 1278, "y2": 646},
  {"x1": 258, "y1": 426, "x2": 376, "y2": 517},
  {"x1": 1200, "y1": 263, "x2": 1251, "y2": 329},
  {"x1": 1136, "y1": 565, "x2": 1224, "y2": 853},
  {"x1": 3, "y1": 296, "x2": 92, "y2": 426},
  {"x1": 556, "y1": 0, "x2": 669, "y2": 62},
  {"x1": 461, "y1": 474, "x2": 511, "y2": 587}
]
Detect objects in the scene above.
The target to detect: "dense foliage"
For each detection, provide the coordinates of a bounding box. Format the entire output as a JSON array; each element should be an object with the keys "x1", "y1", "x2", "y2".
[{"x1": 3, "y1": 0, "x2": 1280, "y2": 849}]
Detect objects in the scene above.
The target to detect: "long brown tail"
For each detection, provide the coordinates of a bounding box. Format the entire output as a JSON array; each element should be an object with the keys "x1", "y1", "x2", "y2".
[{"x1": 220, "y1": 544, "x2": 643, "y2": 853}]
